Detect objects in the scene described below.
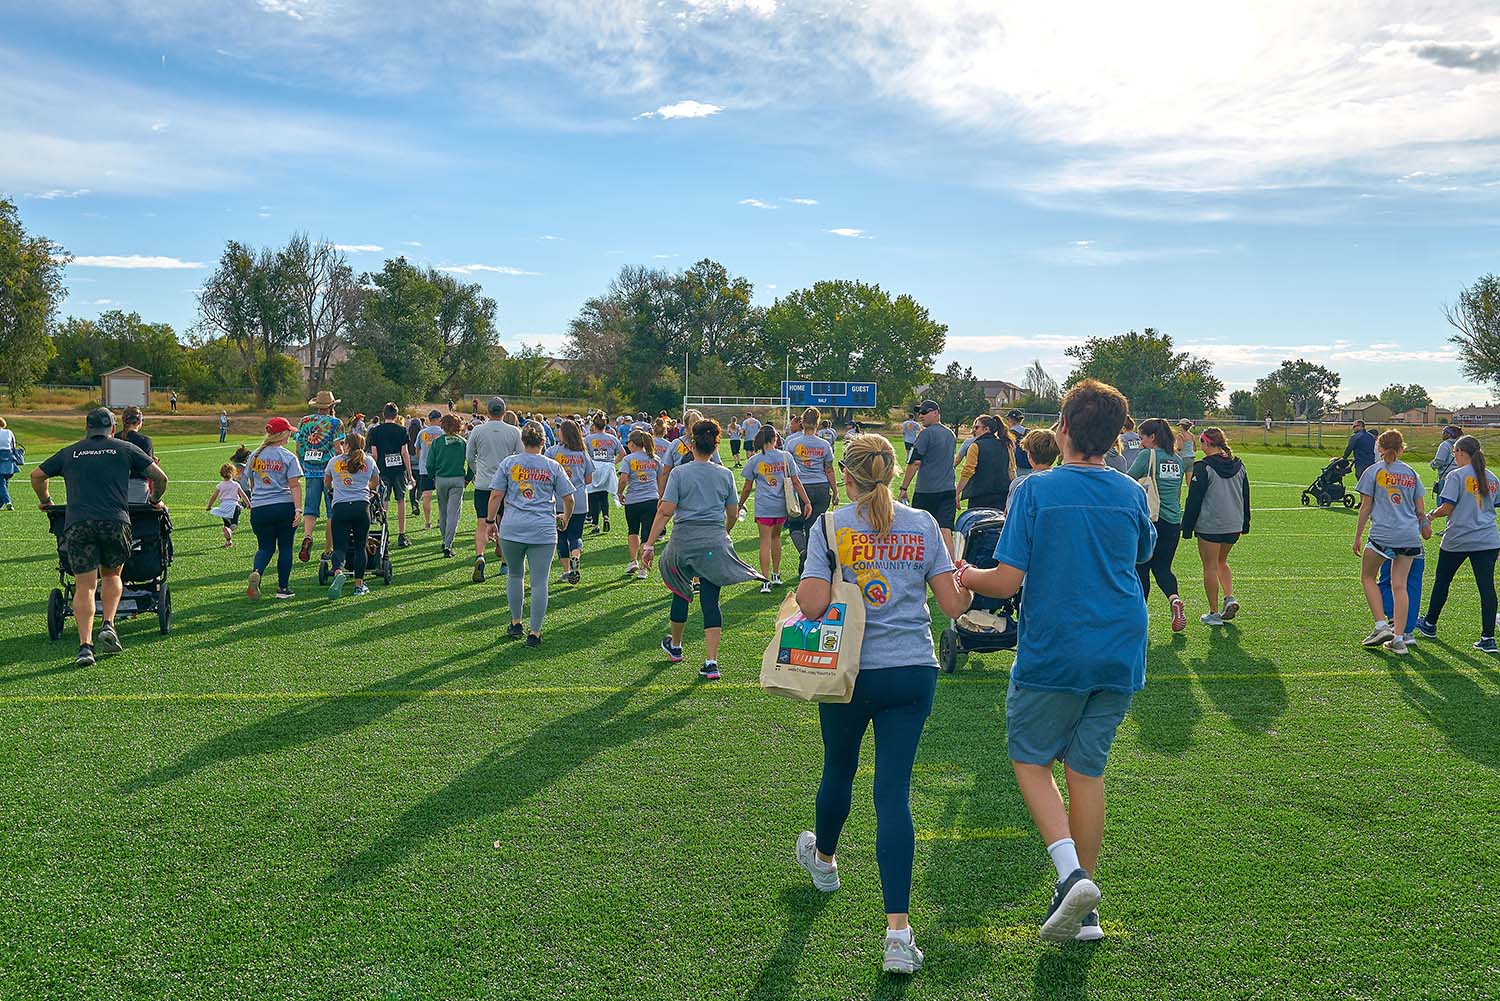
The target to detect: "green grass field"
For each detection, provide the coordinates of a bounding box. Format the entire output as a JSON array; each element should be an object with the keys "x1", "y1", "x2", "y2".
[{"x1": 2, "y1": 419, "x2": 1497, "y2": 1000}]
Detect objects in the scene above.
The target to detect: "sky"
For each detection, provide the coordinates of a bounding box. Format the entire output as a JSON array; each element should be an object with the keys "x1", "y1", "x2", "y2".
[{"x1": 5, "y1": 0, "x2": 1499, "y2": 406}]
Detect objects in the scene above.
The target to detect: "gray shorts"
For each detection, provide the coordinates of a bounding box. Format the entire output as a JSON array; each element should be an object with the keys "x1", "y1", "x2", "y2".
[{"x1": 1006, "y1": 679, "x2": 1133, "y2": 778}]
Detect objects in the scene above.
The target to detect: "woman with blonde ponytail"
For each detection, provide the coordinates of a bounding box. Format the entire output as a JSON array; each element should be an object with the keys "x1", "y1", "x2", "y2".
[{"x1": 791, "y1": 433, "x2": 971, "y2": 975}]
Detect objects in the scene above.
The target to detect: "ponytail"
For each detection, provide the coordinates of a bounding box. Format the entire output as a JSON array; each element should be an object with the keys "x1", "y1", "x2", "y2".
[
  {"x1": 843, "y1": 433, "x2": 896, "y2": 536},
  {"x1": 1457, "y1": 435, "x2": 1487, "y2": 498},
  {"x1": 1376, "y1": 429, "x2": 1404, "y2": 462},
  {"x1": 344, "y1": 432, "x2": 367, "y2": 474},
  {"x1": 1201, "y1": 426, "x2": 1232, "y2": 459}
]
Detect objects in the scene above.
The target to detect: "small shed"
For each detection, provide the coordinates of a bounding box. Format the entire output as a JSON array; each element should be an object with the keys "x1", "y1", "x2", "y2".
[{"x1": 101, "y1": 366, "x2": 151, "y2": 409}]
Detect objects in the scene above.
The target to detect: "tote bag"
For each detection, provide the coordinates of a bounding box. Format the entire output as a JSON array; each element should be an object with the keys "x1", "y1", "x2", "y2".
[
  {"x1": 760, "y1": 512, "x2": 864, "y2": 703},
  {"x1": 1137, "y1": 448, "x2": 1161, "y2": 521},
  {"x1": 783, "y1": 466, "x2": 804, "y2": 520}
]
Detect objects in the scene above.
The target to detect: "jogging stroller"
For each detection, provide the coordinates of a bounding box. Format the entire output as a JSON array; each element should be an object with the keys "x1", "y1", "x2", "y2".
[
  {"x1": 938, "y1": 506, "x2": 1018, "y2": 673},
  {"x1": 317, "y1": 482, "x2": 394, "y2": 587},
  {"x1": 1301, "y1": 456, "x2": 1357, "y2": 508},
  {"x1": 45, "y1": 504, "x2": 174, "y2": 640}
]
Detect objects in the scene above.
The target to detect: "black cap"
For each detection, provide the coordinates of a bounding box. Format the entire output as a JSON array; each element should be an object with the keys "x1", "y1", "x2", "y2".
[
  {"x1": 1005, "y1": 409, "x2": 1023, "y2": 420},
  {"x1": 488, "y1": 396, "x2": 506, "y2": 415},
  {"x1": 85, "y1": 407, "x2": 114, "y2": 432},
  {"x1": 428, "y1": 409, "x2": 442, "y2": 420},
  {"x1": 916, "y1": 399, "x2": 940, "y2": 414}
]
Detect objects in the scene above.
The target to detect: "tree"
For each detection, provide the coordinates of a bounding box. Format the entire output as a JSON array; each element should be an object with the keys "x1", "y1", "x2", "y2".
[
  {"x1": 1253, "y1": 359, "x2": 1342, "y2": 420},
  {"x1": 329, "y1": 348, "x2": 405, "y2": 419},
  {"x1": 1377, "y1": 384, "x2": 1432, "y2": 414},
  {"x1": 283, "y1": 235, "x2": 356, "y2": 395},
  {"x1": 196, "y1": 241, "x2": 304, "y2": 406},
  {"x1": 1446, "y1": 274, "x2": 1500, "y2": 391},
  {"x1": 429, "y1": 269, "x2": 499, "y2": 396},
  {"x1": 1019, "y1": 359, "x2": 1060, "y2": 411},
  {"x1": 926, "y1": 362, "x2": 989, "y2": 424},
  {"x1": 1255, "y1": 383, "x2": 1289, "y2": 422},
  {"x1": 1228, "y1": 389, "x2": 1258, "y2": 420},
  {"x1": 350, "y1": 257, "x2": 442, "y2": 401},
  {"x1": 0, "y1": 199, "x2": 66, "y2": 401},
  {"x1": 1063, "y1": 328, "x2": 1222, "y2": 419},
  {"x1": 762, "y1": 280, "x2": 946, "y2": 423}
]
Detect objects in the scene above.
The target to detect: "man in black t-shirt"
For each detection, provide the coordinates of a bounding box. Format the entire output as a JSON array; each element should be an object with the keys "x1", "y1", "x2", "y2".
[
  {"x1": 32, "y1": 408, "x2": 169, "y2": 666},
  {"x1": 367, "y1": 402, "x2": 415, "y2": 546}
]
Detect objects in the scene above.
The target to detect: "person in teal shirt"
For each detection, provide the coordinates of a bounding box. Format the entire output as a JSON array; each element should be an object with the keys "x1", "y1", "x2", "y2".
[{"x1": 1126, "y1": 417, "x2": 1188, "y2": 632}]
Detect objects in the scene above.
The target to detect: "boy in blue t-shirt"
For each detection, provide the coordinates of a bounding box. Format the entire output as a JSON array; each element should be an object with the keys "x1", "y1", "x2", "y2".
[{"x1": 956, "y1": 379, "x2": 1155, "y2": 945}]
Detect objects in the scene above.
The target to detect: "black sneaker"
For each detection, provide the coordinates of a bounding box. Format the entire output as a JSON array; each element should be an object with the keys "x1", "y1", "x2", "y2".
[
  {"x1": 525, "y1": 633, "x2": 542, "y2": 648},
  {"x1": 274, "y1": 588, "x2": 295, "y2": 600},
  {"x1": 75, "y1": 644, "x2": 95, "y2": 667},
  {"x1": 397, "y1": 534, "x2": 411, "y2": 549},
  {"x1": 602, "y1": 516, "x2": 611, "y2": 534},
  {"x1": 1040, "y1": 868, "x2": 1101, "y2": 942},
  {"x1": 699, "y1": 661, "x2": 720, "y2": 681},
  {"x1": 442, "y1": 547, "x2": 454, "y2": 558},
  {"x1": 661, "y1": 636, "x2": 684, "y2": 663},
  {"x1": 472, "y1": 557, "x2": 486, "y2": 583},
  {"x1": 96, "y1": 621, "x2": 122, "y2": 656},
  {"x1": 506, "y1": 622, "x2": 524, "y2": 640}
]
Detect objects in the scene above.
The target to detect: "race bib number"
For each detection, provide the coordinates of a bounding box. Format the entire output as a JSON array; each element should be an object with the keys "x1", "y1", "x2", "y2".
[
  {"x1": 383, "y1": 453, "x2": 404, "y2": 468},
  {"x1": 303, "y1": 448, "x2": 325, "y2": 464}
]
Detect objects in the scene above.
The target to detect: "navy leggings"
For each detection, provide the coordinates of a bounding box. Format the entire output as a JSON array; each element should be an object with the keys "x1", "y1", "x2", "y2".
[
  {"x1": 250, "y1": 502, "x2": 296, "y2": 590},
  {"x1": 557, "y1": 513, "x2": 586, "y2": 559},
  {"x1": 815, "y1": 665, "x2": 937, "y2": 914}
]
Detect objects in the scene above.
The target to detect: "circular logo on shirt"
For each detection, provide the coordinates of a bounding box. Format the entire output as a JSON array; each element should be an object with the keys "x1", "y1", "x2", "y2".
[
  {"x1": 861, "y1": 573, "x2": 889, "y2": 608},
  {"x1": 1388, "y1": 490, "x2": 1402, "y2": 506}
]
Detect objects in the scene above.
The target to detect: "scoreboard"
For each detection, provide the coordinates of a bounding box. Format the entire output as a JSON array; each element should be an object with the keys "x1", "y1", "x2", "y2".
[{"x1": 781, "y1": 381, "x2": 878, "y2": 409}]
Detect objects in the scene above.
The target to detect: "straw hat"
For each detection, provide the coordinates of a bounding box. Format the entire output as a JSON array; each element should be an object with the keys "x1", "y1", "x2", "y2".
[{"x1": 307, "y1": 389, "x2": 341, "y2": 408}]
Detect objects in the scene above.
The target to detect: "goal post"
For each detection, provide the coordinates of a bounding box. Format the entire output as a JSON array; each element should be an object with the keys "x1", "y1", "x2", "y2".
[{"x1": 683, "y1": 395, "x2": 791, "y2": 432}]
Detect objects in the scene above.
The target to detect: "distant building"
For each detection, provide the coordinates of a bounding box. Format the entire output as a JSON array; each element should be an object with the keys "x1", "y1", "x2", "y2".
[
  {"x1": 1333, "y1": 399, "x2": 1393, "y2": 424},
  {"x1": 1392, "y1": 404, "x2": 1454, "y2": 425},
  {"x1": 1453, "y1": 405, "x2": 1500, "y2": 427},
  {"x1": 292, "y1": 339, "x2": 350, "y2": 389},
  {"x1": 977, "y1": 379, "x2": 1026, "y2": 409},
  {"x1": 101, "y1": 366, "x2": 151, "y2": 409}
]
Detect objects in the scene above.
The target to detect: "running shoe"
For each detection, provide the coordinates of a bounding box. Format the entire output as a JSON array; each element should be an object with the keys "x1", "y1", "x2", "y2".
[
  {"x1": 274, "y1": 588, "x2": 295, "y2": 600},
  {"x1": 1076, "y1": 910, "x2": 1105, "y2": 942},
  {"x1": 771, "y1": 573, "x2": 783, "y2": 587},
  {"x1": 1200, "y1": 612, "x2": 1224, "y2": 627},
  {"x1": 1221, "y1": 596, "x2": 1241, "y2": 620},
  {"x1": 473, "y1": 557, "x2": 486, "y2": 583},
  {"x1": 1362, "y1": 623, "x2": 1395, "y2": 647},
  {"x1": 760, "y1": 581, "x2": 773, "y2": 594},
  {"x1": 566, "y1": 570, "x2": 581, "y2": 585},
  {"x1": 603, "y1": 516, "x2": 611, "y2": 534},
  {"x1": 1040, "y1": 868, "x2": 1102, "y2": 943},
  {"x1": 1475, "y1": 637, "x2": 1499, "y2": 655},
  {"x1": 636, "y1": 566, "x2": 649, "y2": 581},
  {"x1": 1414, "y1": 617, "x2": 1437, "y2": 639},
  {"x1": 589, "y1": 524, "x2": 601, "y2": 535},
  {"x1": 526, "y1": 633, "x2": 542, "y2": 648},
  {"x1": 397, "y1": 534, "x2": 411, "y2": 549},
  {"x1": 661, "y1": 636, "x2": 683, "y2": 663},
  {"x1": 327, "y1": 570, "x2": 346, "y2": 599},
  {"x1": 442, "y1": 547, "x2": 454, "y2": 558},
  {"x1": 882, "y1": 933, "x2": 924, "y2": 975},
  {"x1": 351, "y1": 583, "x2": 370, "y2": 597},
  {"x1": 624, "y1": 562, "x2": 638, "y2": 576},
  {"x1": 504, "y1": 622, "x2": 524, "y2": 640},
  {"x1": 1385, "y1": 635, "x2": 1409, "y2": 655},
  {"x1": 700, "y1": 661, "x2": 721, "y2": 681},
  {"x1": 246, "y1": 570, "x2": 262, "y2": 600},
  {"x1": 298, "y1": 536, "x2": 313, "y2": 563},
  {"x1": 1170, "y1": 596, "x2": 1187, "y2": 633},
  {"x1": 75, "y1": 644, "x2": 95, "y2": 667},
  {"x1": 795, "y1": 831, "x2": 840, "y2": 892},
  {"x1": 96, "y1": 621, "x2": 122, "y2": 656}
]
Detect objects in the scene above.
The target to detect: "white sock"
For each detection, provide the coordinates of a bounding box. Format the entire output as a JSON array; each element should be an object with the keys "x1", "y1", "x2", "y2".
[
  {"x1": 1375, "y1": 618, "x2": 1390, "y2": 629},
  {"x1": 813, "y1": 853, "x2": 834, "y2": 871},
  {"x1": 1047, "y1": 838, "x2": 1081, "y2": 880},
  {"x1": 886, "y1": 926, "x2": 912, "y2": 943}
]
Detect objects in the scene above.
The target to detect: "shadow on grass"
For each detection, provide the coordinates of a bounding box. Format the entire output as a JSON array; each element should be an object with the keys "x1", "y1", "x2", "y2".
[
  {"x1": 1131, "y1": 634, "x2": 1202, "y2": 754},
  {"x1": 1034, "y1": 944, "x2": 1097, "y2": 1001},
  {"x1": 1385, "y1": 655, "x2": 1500, "y2": 768},
  {"x1": 744, "y1": 886, "x2": 831, "y2": 1001},
  {"x1": 326, "y1": 662, "x2": 693, "y2": 887},
  {"x1": 1191, "y1": 625, "x2": 1287, "y2": 735}
]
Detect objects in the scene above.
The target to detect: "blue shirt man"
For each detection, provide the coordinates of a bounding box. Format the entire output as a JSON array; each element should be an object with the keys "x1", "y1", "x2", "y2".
[{"x1": 1343, "y1": 422, "x2": 1377, "y2": 478}]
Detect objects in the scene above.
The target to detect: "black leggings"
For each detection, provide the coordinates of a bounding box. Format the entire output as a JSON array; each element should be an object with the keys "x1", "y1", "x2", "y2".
[
  {"x1": 788, "y1": 482, "x2": 833, "y2": 571},
  {"x1": 1425, "y1": 547, "x2": 1499, "y2": 638},
  {"x1": 671, "y1": 578, "x2": 722, "y2": 629},
  {"x1": 1137, "y1": 518, "x2": 1182, "y2": 599},
  {"x1": 329, "y1": 500, "x2": 371, "y2": 579},
  {"x1": 587, "y1": 489, "x2": 609, "y2": 526}
]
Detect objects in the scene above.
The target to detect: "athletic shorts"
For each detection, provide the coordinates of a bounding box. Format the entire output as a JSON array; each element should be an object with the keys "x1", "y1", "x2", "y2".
[
  {"x1": 1006, "y1": 679, "x2": 1133, "y2": 778},
  {"x1": 303, "y1": 474, "x2": 329, "y2": 517},
  {"x1": 417, "y1": 473, "x2": 436, "y2": 494},
  {"x1": 624, "y1": 499, "x2": 658, "y2": 536},
  {"x1": 379, "y1": 470, "x2": 408, "y2": 497},
  {"x1": 1196, "y1": 531, "x2": 1240, "y2": 545},
  {"x1": 912, "y1": 490, "x2": 957, "y2": 531},
  {"x1": 1367, "y1": 539, "x2": 1423, "y2": 559},
  {"x1": 62, "y1": 519, "x2": 133, "y2": 575},
  {"x1": 473, "y1": 487, "x2": 492, "y2": 520},
  {"x1": 756, "y1": 516, "x2": 786, "y2": 528}
]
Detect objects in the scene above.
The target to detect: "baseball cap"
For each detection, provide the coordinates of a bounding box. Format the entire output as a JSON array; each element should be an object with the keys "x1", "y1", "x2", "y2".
[
  {"x1": 488, "y1": 396, "x2": 505, "y2": 415},
  {"x1": 85, "y1": 407, "x2": 115, "y2": 432},
  {"x1": 1005, "y1": 409, "x2": 1024, "y2": 420},
  {"x1": 428, "y1": 409, "x2": 442, "y2": 420},
  {"x1": 265, "y1": 416, "x2": 295, "y2": 435},
  {"x1": 917, "y1": 399, "x2": 940, "y2": 414}
]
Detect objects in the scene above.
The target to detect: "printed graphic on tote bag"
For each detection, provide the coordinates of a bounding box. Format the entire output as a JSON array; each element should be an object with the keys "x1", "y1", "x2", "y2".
[{"x1": 775, "y1": 602, "x2": 847, "y2": 670}]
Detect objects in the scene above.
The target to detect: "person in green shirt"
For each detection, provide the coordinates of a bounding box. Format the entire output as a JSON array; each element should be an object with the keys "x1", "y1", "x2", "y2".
[
  {"x1": 1126, "y1": 418, "x2": 1187, "y2": 632},
  {"x1": 426, "y1": 414, "x2": 471, "y2": 557}
]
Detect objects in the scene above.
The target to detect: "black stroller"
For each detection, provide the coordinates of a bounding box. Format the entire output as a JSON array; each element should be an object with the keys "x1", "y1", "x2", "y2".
[
  {"x1": 938, "y1": 506, "x2": 1018, "y2": 673},
  {"x1": 317, "y1": 482, "x2": 394, "y2": 588},
  {"x1": 45, "y1": 504, "x2": 174, "y2": 640},
  {"x1": 1301, "y1": 456, "x2": 1357, "y2": 508}
]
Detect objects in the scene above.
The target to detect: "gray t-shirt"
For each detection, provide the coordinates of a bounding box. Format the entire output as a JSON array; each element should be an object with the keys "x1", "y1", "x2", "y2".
[
  {"x1": 665, "y1": 438, "x2": 723, "y2": 470},
  {"x1": 545, "y1": 445, "x2": 595, "y2": 514},
  {"x1": 242, "y1": 445, "x2": 304, "y2": 508},
  {"x1": 743, "y1": 448, "x2": 794, "y2": 519},
  {"x1": 911, "y1": 422, "x2": 958, "y2": 493},
  {"x1": 617, "y1": 451, "x2": 662, "y2": 505},
  {"x1": 491, "y1": 452, "x2": 574, "y2": 544},
  {"x1": 466, "y1": 418, "x2": 522, "y2": 487},
  {"x1": 1356, "y1": 459, "x2": 1426, "y2": 549},
  {"x1": 585, "y1": 432, "x2": 623, "y2": 490},
  {"x1": 802, "y1": 503, "x2": 955, "y2": 671},
  {"x1": 325, "y1": 454, "x2": 376, "y2": 506},
  {"x1": 1438, "y1": 465, "x2": 1500, "y2": 552},
  {"x1": 664, "y1": 458, "x2": 738, "y2": 524},
  {"x1": 784, "y1": 432, "x2": 834, "y2": 486},
  {"x1": 743, "y1": 417, "x2": 761, "y2": 442}
]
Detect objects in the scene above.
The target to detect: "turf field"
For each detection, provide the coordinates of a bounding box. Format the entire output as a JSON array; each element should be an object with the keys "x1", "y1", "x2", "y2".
[{"x1": 2, "y1": 419, "x2": 1497, "y2": 1000}]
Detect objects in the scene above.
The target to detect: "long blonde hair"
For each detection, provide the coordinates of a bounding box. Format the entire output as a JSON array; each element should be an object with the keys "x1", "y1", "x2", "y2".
[{"x1": 842, "y1": 433, "x2": 897, "y2": 536}]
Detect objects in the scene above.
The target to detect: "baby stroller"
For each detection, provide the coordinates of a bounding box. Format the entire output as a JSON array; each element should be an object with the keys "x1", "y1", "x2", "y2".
[
  {"x1": 1301, "y1": 456, "x2": 1357, "y2": 508},
  {"x1": 938, "y1": 506, "x2": 1018, "y2": 673},
  {"x1": 317, "y1": 482, "x2": 394, "y2": 587},
  {"x1": 45, "y1": 504, "x2": 174, "y2": 640}
]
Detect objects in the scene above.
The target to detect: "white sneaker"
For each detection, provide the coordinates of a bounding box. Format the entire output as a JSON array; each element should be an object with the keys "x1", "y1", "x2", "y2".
[
  {"x1": 1362, "y1": 623, "x2": 1395, "y2": 647},
  {"x1": 624, "y1": 561, "x2": 638, "y2": 576},
  {"x1": 771, "y1": 573, "x2": 783, "y2": 587},
  {"x1": 1221, "y1": 596, "x2": 1240, "y2": 620},
  {"x1": 795, "y1": 831, "x2": 840, "y2": 892},
  {"x1": 882, "y1": 931, "x2": 924, "y2": 974},
  {"x1": 1200, "y1": 612, "x2": 1224, "y2": 626},
  {"x1": 760, "y1": 581, "x2": 773, "y2": 594},
  {"x1": 1385, "y1": 635, "x2": 1409, "y2": 655},
  {"x1": 636, "y1": 566, "x2": 649, "y2": 580}
]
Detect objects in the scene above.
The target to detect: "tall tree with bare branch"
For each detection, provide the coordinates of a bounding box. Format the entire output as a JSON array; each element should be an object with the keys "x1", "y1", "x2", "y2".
[{"x1": 283, "y1": 234, "x2": 356, "y2": 395}]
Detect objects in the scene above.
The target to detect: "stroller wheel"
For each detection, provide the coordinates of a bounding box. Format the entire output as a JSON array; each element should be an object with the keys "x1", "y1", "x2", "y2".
[
  {"x1": 1343, "y1": 493, "x2": 1357, "y2": 509},
  {"x1": 47, "y1": 588, "x2": 65, "y2": 641},
  {"x1": 157, "y1": 583, "x2": 172, "y2": 635},
  {"x1": 317, "y1": 561, "x2": 329, "y2": 587},
  {"x1": 382, "y1": 558, "x2": 393, "y2": 585},
  {"x1": 939, "y1": 627, "x2": 959, "y2": 674},
  {"x1": 1300, "y1": 492, "x2": 1310, "y2": 506}
]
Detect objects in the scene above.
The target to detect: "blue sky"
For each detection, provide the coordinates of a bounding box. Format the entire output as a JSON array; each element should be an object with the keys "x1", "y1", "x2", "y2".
[{"x1": 5, "y1": 1, "x2": 1499, "y2": 405}]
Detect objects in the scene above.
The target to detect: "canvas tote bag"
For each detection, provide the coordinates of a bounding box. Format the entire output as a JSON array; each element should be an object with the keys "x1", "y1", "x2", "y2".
[
  {"x1": 1137, "y1": 447, "x2": 1161, "y2": 521},
  {"x1": 760, "y1": 511, "x2": 864, "y2": 703},
  {"x1": 783, "y1": 467, "x2": 804, "y2": 520}
]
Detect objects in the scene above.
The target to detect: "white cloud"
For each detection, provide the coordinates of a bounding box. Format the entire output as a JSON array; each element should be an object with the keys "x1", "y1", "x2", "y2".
[
  {"x1": 1036, "y1": 242, "x2": 1225, "y2": 267},
  {"x1": 257, "y1": 211, "x2": 271, "y2": 218},
  {"x1": 945, "y1": 334, "x2": 1084, "y2": 353},
  {"x1": 34, "y1": 188, "x2": 90, "y2": 199},
  {"x1": 256, "y1": 0, "x2": 316, "y2": 20},
  {"x1": 784, "y1": 197, "x2": 818, "y2": 205},
  {"x1": 333, "y1": 243, "x2": 383, "y2": 253},
  {"x1": 826, "y1": 227, "x2": 872, "y2": 239},
  {"x1": 437, "y1": 263, "x2": 541, "y2": 276},
  {"x1": 636, "y1": 100, "x2": 724, "y2": 120},
  {"x1": 683, "y1": 0, "x2": 778, "y2": 15},
  {"x1": 652, "y1": 253, "x2": 678, "y2": 259},
  {"x1": 538, "y1": 235, "x2": 562, "y2": 241},
  {"x1": 402, "y1": 240, "x2": 423, "y2": 247},
  {"x1": 1330, "y1": 346, "x2": 1459, "y2": 363},
  {"x1": 67, "y1": 255, "x2": 206, "y2": 269},
  {"x1": 738, "y1": 198, "x2": 776, "y2": 209},
  {"x1": 150, "y1": 120, "x2": 168, "y2": 132},
  {"x1": 87, "y1": 298, "x2": 116, "y2": 305}
]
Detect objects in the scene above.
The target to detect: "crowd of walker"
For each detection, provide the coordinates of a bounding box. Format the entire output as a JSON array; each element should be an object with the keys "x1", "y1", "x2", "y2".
[{"x1": 9, "y1": 382, "x2": 1496, "y2": 973}]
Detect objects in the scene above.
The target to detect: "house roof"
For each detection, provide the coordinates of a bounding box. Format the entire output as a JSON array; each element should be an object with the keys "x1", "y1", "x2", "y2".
[
  {"x1": 1340, "y1": 399, "x2": 1387, "y2": 412},
  {"x1": 101, "y1": 365, "x2": 150, "y2": 378}
]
